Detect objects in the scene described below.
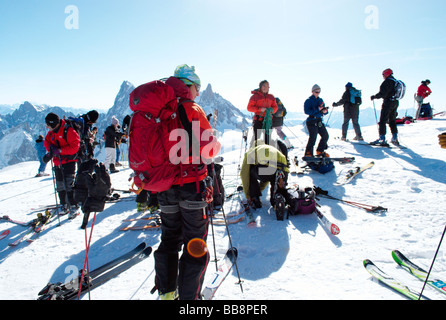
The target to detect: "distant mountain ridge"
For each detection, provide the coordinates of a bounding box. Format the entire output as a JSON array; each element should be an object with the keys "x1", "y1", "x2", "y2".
[{"x1": 0, "y1": 81, "x2": 251, "y2": 169}]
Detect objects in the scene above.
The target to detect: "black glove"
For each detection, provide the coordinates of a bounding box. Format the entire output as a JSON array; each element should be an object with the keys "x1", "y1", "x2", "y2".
[
  {"x1": 73, "y1": 159, "x2": 96, "y2": 205},
  {"x1": 81, "y1": 161, "x2": 111, "y2": 229},
  {"x1": 370, "y1": 95, "x2": 376, "y2": 100},
  {"x1": 42, "y1": 152, "x2": 52, "y2": 163},
  {"x1": 332, "y1": 102, "x2": 338, "y2": 107}
]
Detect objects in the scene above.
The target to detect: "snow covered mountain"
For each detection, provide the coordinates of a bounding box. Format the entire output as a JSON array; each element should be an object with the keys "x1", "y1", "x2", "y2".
[
  {"x1": 0, "y1": 102, "x2": 78, "y2": 169},
  {"x1": 196, "y1": 84, "x2": 250, "y2": 131}
]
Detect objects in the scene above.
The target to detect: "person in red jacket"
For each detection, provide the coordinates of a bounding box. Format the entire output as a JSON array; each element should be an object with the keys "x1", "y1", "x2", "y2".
[
  {"x1": 43, "y1": 112, "x2": 80, "y2": 215},
  {"x1": 415, "y1": 80, "x2": 432, "y2": 119},
  {"x1": 247, "y1": 80, "x2": 278, "y2": 145}
]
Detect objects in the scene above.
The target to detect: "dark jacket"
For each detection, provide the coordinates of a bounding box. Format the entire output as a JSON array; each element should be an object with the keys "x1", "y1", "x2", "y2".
[
  {"x1": 374, "y1": 76, "x2": 396, "y2": 102},
  {"x1": 104, "y1": 125, "x2": 124, "y2": 148}
]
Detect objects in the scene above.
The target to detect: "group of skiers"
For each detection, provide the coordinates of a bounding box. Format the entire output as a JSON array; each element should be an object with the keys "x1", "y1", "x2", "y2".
[
  {"x1": 241, "y1": 68, "x2": 434, "y2": 221},
  {"x1": 30, "y1": 64, "x2": 434, "y2": 301}
]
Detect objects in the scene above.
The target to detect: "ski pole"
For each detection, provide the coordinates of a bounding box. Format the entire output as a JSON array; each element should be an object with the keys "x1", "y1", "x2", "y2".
[
  {"x1": 78, "y1": 211, "x2": 97, "y2": 300},
  {"x1": 418, "y1": 224, "x2": 446, "y2": 300},
  {"x1": 325, "y1": 107, "x2": 334, "y2": 128},
  {"x1": 50, "y1": 159, "x2": 61, "y2": 226},
  {"x1": 211, "y1": 163, "x2": 244, "y2": 293},
  {"x1": 372, "y1": 100, "x2": 380, "y2": 134}
]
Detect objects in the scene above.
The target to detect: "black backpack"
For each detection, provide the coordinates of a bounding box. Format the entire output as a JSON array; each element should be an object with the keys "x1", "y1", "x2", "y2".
[{"x1": 208, "y1": 162, "x2": 225, "y2": 209}]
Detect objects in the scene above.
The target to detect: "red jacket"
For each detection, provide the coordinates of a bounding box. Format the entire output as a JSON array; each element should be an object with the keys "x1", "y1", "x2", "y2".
[
  {"x1": 247, "y1": 90, "x2": 278, "y2": 120},
  {"x1": 44, "y1": 119, "x2": 80, "y2": 166},
  {"x1": 165, "y1": 77, "x2": 221, "y2": 186},
  {"x1": 417, "y1": 84, "x2": 431, "y2": 99}
]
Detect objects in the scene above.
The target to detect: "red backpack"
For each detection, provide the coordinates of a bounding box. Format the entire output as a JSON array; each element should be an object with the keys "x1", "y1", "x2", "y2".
[{"x1": 128, "y1": 80, "x2": 185, "y2": 193}]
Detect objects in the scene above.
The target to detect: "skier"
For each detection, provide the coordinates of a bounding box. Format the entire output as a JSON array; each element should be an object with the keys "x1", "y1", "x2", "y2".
[
  {"x1": 152, "y1": 64, "x2": 221, "y2": 300},
  {"x1": 333, "y1": 82, "x2": 363, "y2": 141},
  {"x1": 239, "y1": 140, "x2": 290, "y2": 210},
  {"x1": 415, "y1": 79, "x2": 432, "y2": 119},
  {"x1": 304, "y1": 84, "x2": 330, "y2": 157},
  {"x1": 272, "y1": 97, "x2": 292, "y2": 148},
  {"x1": 34, "y1": 135, "x2": 49, "y2": 177},
  {"x1": 104, "y1": 116, "x2": 125, "y2": 173},
  {"x1": 247, "y1": 80, "x2": 278, "y2": 146},
  {"x1": 43, "y1": 112, "x2": 80, "y2": 214},
  {"x1": 371, "y1": 68, "x2": 400, "y2": 145}
]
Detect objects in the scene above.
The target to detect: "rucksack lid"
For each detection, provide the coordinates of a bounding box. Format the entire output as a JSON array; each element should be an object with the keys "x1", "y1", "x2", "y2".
[{"x1": 129, "y1": 80, "x2": 178, "y2": 120}]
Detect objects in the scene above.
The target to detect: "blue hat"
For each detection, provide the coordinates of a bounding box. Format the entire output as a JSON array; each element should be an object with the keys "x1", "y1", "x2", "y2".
[
  {"x1": 174, "y1": 64, "x2": 201, "y2": 88},
  {"x1": 346, "y1": 82, "x2": 353, "y2": 88}
]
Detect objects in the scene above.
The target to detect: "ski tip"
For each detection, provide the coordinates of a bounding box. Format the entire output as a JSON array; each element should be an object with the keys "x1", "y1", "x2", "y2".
[
  {"x1": 330, "y1": 224, "x2": 340, "y2": 235},
  {"x1": 391, "y1": 250, "x2": 404, "y2": 263},
  {"x1": 363, "y1": 259, "x2": 373, "y2": 267}
]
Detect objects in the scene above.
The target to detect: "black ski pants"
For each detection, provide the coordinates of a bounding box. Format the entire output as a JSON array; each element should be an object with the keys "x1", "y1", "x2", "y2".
[
  {"x1": 379, "y1": 100, "x2": 399, "y2": 136},
  {"x1": 54, "y1": 161, "x2": 76, "y2": 206},
  {"x1": 305, "y1": 119, "x2": 329, "y2": 155},
  {"x1": 154, "y1": 181, "x2": 209, "y2": 300}
]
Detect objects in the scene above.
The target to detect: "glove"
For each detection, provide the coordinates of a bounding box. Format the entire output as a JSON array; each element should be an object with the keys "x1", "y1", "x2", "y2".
[
  {"x1": 82, "y1": 161, "x2": 111, "y2": 214},
  {"x1": 81, "y1": 161, "x2": 111, "y2": 229},
  {"x1": 332, "y1": 102, "x2": 338, "y2": 107},
  {"x1": 73, "y1": 159, "x2": 96, "y2": 205},
  {"x1": 42, "y1": 153, "x2": 52, "y2": 163},
  {"x1": 49, "y1": 145, "x2": 61, "y2": 156},
  {"x1": 370, "y1": 95, "x2": 376, "y2": 100}
]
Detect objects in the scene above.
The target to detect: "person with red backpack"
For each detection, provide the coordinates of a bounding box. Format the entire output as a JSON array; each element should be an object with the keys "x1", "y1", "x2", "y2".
[
  {"x1": 128, "y1": 64, "x2": 220, "y2": 300},
  {"x1": 43, "y1": 112, "x2": 80, "y2": 215}
]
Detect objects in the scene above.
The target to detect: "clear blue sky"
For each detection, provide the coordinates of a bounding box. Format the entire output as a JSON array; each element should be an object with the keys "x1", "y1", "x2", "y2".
[{"x1": 1, "y1": 0, "x2": 445, "y2": 114}]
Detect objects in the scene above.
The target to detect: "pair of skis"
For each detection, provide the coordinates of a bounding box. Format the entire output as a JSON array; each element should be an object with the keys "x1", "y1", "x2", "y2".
[
  {"x1": 364, "y1": 250, "x2": 446, "y2": 300},
  {"x1": 335, "y1": 161, "x2": 375, "y2": 185},
  {"x1": 38, "y1": 242, "x2": 152, "y2": 300},
  {"x1": 7, "y1": 209, "x2": 58, "y2": 246}
]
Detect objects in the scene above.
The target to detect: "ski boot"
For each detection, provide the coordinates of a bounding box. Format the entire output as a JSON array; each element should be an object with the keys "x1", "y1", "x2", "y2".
[
  {"x1": 370, "y1": 135, "x2": 388, "y2": 146},
  {"x1": 316, "y1": 150, "x2": 330, "y2": 158},
  {"x1": 390, "y1": 133, "x2": 400, "y2": 146},
  {"x1": 273, "y1": 193, "x2": 286, "y2": 221}
]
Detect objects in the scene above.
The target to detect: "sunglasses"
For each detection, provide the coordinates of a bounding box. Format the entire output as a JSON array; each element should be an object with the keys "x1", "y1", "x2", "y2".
[
  {"x1": 314, "y1": 91, "x2": 321, "y2": 94},
  {"x1": 194, "y1": 83, "x2": 201, "y2": 92}
]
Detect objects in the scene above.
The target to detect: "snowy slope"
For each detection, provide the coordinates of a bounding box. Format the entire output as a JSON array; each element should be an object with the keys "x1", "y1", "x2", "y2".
[{"x1": 0, "y1": 116, "x2": 445, "y2": 300}]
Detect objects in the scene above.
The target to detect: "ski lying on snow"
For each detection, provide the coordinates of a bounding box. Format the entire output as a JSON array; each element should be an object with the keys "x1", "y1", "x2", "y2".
[
  {"x1": 202, "y1": 247, "x2": 238, "y2": 300},
  {"x1": 335, "y1": 161, "x2": 375, "y2": 185},
  {"x1": 313, "y1": 208, "x2": 340, "y2": 236},
  {"x1": 363, "y1": 259, "x2": 429, "y2": 300},
  {"x1": 122, "y1": 214, "x2": 160, "y2": 222},
  {"x1": 212, "y1": 215, "x2": 245, "y2": 226},
  {"x1": 38, "y1": 242, "x2": 151, "y2": 300},
  {"x1": 365, "y1": 141, "x2": 408, "y2": 149},
  {"x1": 392, "y1": 250, "x2": 446, "y2": 295},
  {"x1": 120, "y1": 221, "x2": 161, "y2": 231},
  {"x1": 1, "y1": 215, "x2": 29, "y2": 226}
]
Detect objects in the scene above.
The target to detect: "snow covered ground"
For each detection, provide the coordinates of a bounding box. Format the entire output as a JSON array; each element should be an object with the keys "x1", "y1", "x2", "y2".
[{"x1": 0, "y1": 115, "x2": 445, "y2": 302}]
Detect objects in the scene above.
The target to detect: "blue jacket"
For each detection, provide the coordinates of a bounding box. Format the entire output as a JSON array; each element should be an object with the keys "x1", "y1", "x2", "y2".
[
  {"x1": 35, "y1": 140, "x2": 46, "y2": 159},
  {"x1": 304, "y1": 95, "x2": 326, "y2": 120}
]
